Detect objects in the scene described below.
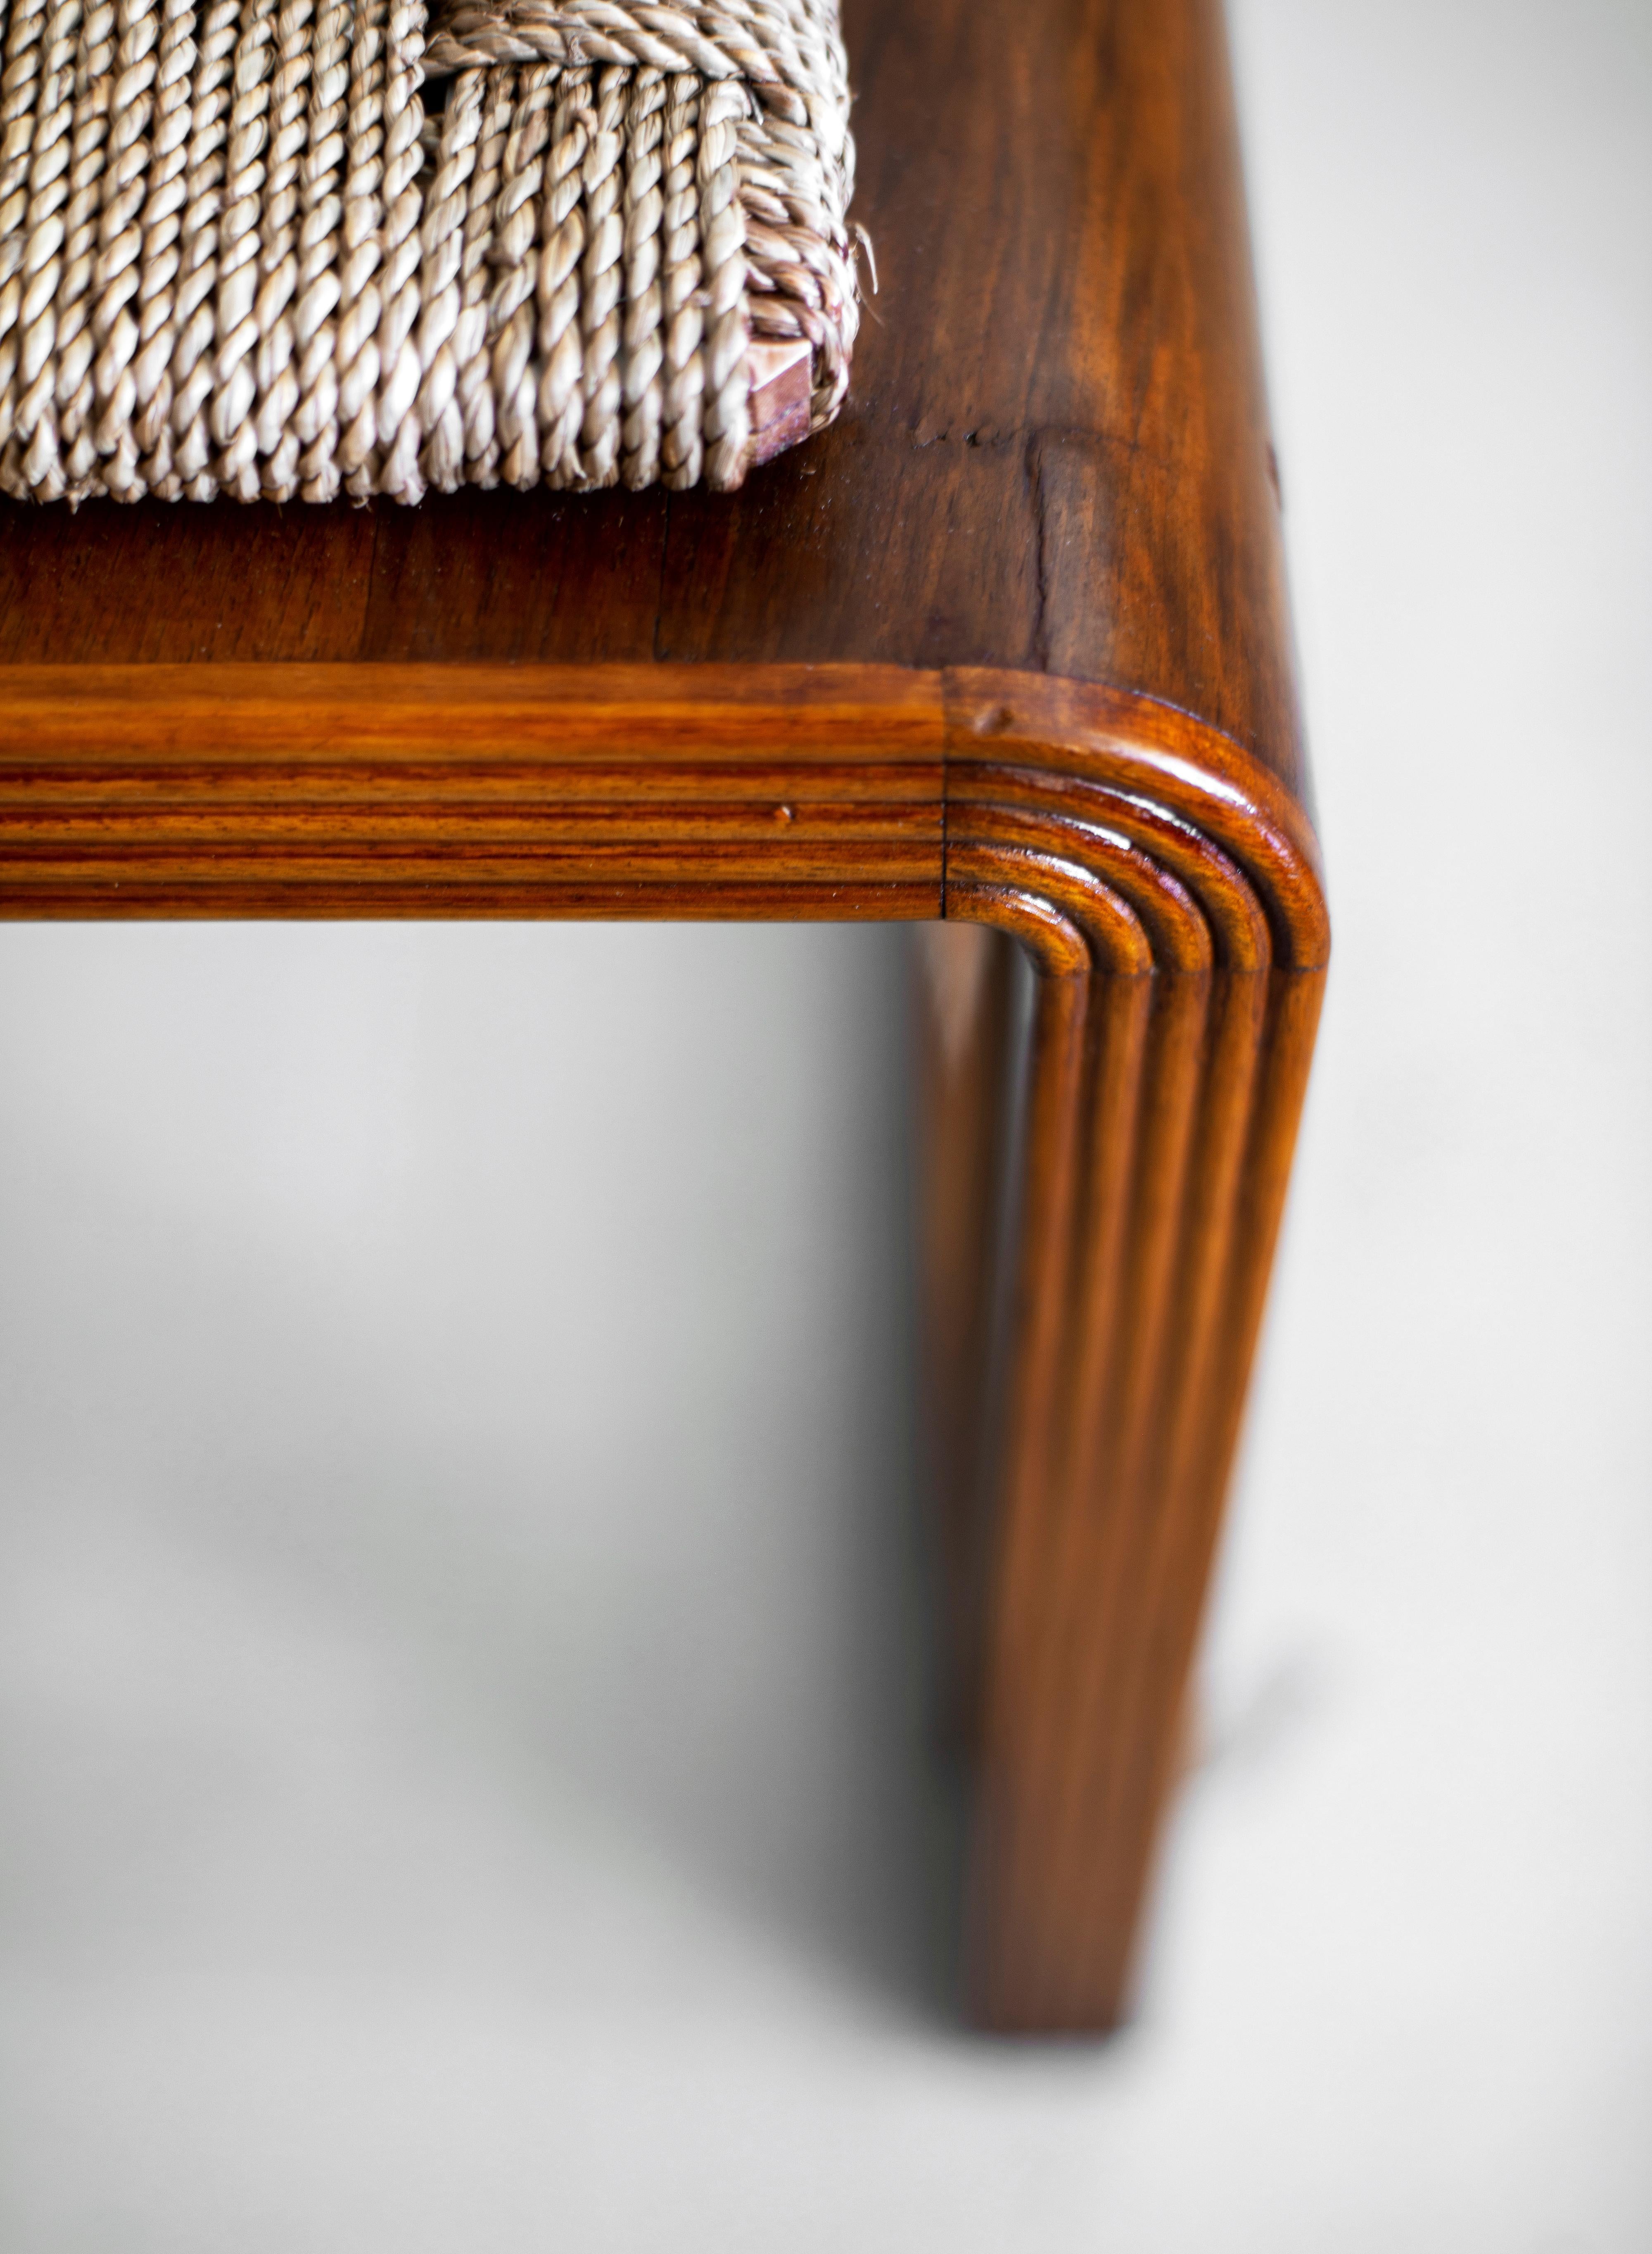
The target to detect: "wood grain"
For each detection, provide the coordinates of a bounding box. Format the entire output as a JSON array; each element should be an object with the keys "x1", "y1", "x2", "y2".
[
  {"x1": 0, "y1": 0, "x2": 1327, "y2": 2033},
  {"x1": 0, "y1": 666, "x2": 945, "y2": 919},
  {"x1": 0, "y1": 0, "x2": 1299, "y2": 789}
]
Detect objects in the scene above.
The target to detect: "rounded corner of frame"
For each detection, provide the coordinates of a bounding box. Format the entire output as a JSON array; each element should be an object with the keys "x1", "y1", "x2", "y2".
[{"x1": 942, "y1": 668, "x2": 1329, "y2": 975}]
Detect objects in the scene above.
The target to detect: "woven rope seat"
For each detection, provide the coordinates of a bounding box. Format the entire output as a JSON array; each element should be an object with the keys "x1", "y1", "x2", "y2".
[{"x1": 0, "y1": 0, "x2": 859, "y2": 504}]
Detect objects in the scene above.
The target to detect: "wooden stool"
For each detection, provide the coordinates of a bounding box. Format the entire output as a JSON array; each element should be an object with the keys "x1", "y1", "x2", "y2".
[{"x1": 0, "y1": 0, "x2": 1327, "y2": 2031}]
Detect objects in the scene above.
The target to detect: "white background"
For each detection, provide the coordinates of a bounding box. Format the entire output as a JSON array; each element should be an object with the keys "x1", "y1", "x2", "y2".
[{"x1": 2, "y1": 0, "x2": 1649, "y2": 2242}]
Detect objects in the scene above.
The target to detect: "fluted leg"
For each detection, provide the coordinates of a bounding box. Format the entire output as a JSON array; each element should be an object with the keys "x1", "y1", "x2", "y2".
[{"x1": 927, "y1": 676, "x2": 1329, "y2": 2031}]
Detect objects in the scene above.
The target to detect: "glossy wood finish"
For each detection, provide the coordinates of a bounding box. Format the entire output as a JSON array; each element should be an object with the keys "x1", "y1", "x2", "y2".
[
  {"x1": 942, "y1": 671, "x2": 1325, "y2": 2029},
  {"x1": 0, "y1": 665, "x2": 944, "y2": 919},
  {"x1": 0, "y1": 0, "x2": 1326, "y2": 2029}
]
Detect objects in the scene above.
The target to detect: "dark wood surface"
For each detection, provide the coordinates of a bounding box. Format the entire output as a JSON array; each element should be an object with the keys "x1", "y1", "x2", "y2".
[
  {"x1": 0, "y1": 0, "x2": 1301, "y2": 802},
  {"x1": 0, "y1": 0, "x2": 1327, "y2": 2035}
]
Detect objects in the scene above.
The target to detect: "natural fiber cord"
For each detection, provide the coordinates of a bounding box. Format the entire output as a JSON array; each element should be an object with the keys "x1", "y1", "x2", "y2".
[{"x1": 0, "y1": 0, "x2": 858, "y2": 500}]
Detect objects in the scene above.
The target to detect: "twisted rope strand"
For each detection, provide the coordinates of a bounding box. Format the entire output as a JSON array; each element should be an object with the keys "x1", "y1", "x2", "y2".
[
  {"x1": 55, "y1": 0, "x2": 117, "y2": 491},
  {"x1": 290, "y1": 0, "x2": 346, "y2": 496},
  {"x1": 372, "y1": 0, "x2": 426, "y2": 496},
  {"x1": 169, "y1": 0, "x2": 238, "y2": 495},
  {"x1": 413, "y1": 57, "x2": 479, "y2": 489},
  {"x1": 656, "y1": 62, "x2": 697, "y2": 489},
  {"x1": 336, "y1": 0, "x2": 387, "y2": 494},
  {"x1": 617, "y1": 59, "x2": 660, "y2": 489},
  {"x1": 249, "y1": 0, "x2": 313, "y2": 496},
  {"x1": 0, "y1": 0, "x2": 52, "y2": 452},
  {"x1": 455, "y1": 52, "x2": 508, "y2": 482},
  {"x1": 573, "y1": 57, "x2": 623, "y2": 486},
  {"x1": 127, "y1": 0, "x2": 198, "y2": 493},
  {"x1": 208, "y1": 0, "x2": 278, "y2": 500},
  {"x1": 695, "y1": 68, "x2": 745, "y2": 489},
  {"x1": 88, "y1": 0, "x2": 160, "y2": 494},
  {"x1": 487, "y1": 51, "x2": 551, "y2": 487},
  {"x1": 6, "y1": 0, "x2": 85, "y2": 498},
  {"x1": 533, "y1": 55, "x2": 586, "y2": 484}
]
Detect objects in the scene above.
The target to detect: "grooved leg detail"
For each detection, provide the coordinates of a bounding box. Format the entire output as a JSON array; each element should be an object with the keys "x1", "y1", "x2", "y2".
[{"x1": 936, "y1": 674, "x2": 1328, "y2": 2032}]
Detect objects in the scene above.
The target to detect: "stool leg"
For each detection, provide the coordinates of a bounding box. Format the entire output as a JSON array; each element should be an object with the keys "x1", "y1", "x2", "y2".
[{"x1": 924, "y1": 897, "x2": 1325, "y2": 2031}]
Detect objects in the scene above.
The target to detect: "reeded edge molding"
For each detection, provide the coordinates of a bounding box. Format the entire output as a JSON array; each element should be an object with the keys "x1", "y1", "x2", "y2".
[
  {"x1": 944, "y1": 669, "x2": 1329, "y2": 974},
  {"x1": 0, "y1": 660, "x2": 946, "y2": 918},
  {"x1": 0, "y1": 663, "x2": 1327, "y2": 967}
]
